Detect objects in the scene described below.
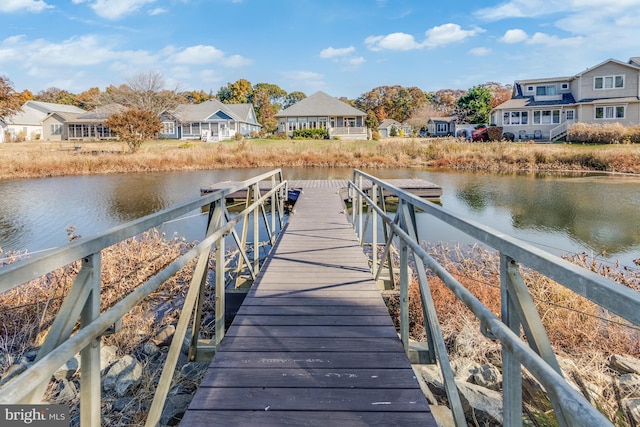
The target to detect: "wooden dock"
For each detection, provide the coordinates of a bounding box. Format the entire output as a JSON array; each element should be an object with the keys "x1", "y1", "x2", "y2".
[
  {"x1": 182, "y1": 181, "x2": 437, "y2": 426},
  {"x1": 201, "y1": 178, "x2": 442, "y2": 201}
]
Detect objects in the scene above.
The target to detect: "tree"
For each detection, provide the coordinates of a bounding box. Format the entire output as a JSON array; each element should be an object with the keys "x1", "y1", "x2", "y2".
[
  {"x1": 431, "y1": 88, "x2": 466, "y2": 115},
  {"x1": 101, "y1": 71, "x2": 182, "y2": 115},
  {"x1": 105, "y1": 108, "x2": 162, "y2": 153},
  {"x1": 75, "y1": 87, "x2": 101, "y2": 109},
  {"x1": 484, "y1": 81, "x2": 513, "y2": 108},
  {"x1": 35, "y1": 87, "x2": 76, "y2": 105},
  {"x1": 355, "y1": 85, "x2": 427, "y2": 123},
  {"x1": 217, "y1": 79, "x2": 252, "y2": 104},
  {"x1": 179, "y1": 90, "x2": 213, "y2": 104},
  {"x1": 251, "y1": 83, "x2": 286, "y2": 110},
  {"x1": 0, "y1": 76, "x2": 23, "y2": 118},
  {"x1": 456, "y1": 85, "x2": 493, "y2": 124},
  {"x1": 283, "y1": 91, "x2": 306, "y2": 109},
  {"x1": 252, "y1": 87, "x2": 277, "y2": 133}
]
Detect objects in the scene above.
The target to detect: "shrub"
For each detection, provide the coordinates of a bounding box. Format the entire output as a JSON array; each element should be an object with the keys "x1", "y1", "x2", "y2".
[
  {"x1": 292, "y1": 128, "x2": 328, "y2": 139},
  {"x1": 567, "y1": 122, "x2": 628, "y2": 144},
  {"x1": 487, "y1": 126, "x2": 503, "y2": 141},
  {"x1": 233, "y1": 132, "x2": 244, "y2": 141},
  {"x1": 503, "y1": 132, "x2": 515, "y2": 142},
  {"x1": 266, "y1": 132, "x2": 289, "y2": 140}
]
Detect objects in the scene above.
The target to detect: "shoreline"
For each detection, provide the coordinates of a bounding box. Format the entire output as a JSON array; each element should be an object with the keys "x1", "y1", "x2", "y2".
[{"x1": 1, "y1": 137, "x2": 640, "y2": 181}]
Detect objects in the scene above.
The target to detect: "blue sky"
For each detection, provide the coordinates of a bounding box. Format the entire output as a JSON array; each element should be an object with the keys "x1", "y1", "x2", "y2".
[{"x1": 1, "y1": 0, "x2": 639, "y2": 99}]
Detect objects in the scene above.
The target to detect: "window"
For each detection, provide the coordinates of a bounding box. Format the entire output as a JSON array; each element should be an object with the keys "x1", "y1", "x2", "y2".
[
  {"x1": 502, "y1": 111, "x2": 528, "y2": 125},
  {"x1": 527, "y1": 86, "x2": 534, "y2": 92},
  {"x1": 50, "y1": 124, "x2": 62, "y2": 135},
  {"x1": 595, "y1": 105, "x2": 625, "y2": 119},
  {"x1": 533, "y1": 109, "x2": 561, "y2": 124},
  {"x1": 566, "y1": 110, "x2": 575, "y2": 120},
  {"x1": 561, "y1": 83, "x2": 569, "y2": 90},
  {"x1": 161, "y1": 121, "x2": 175, "y2": 134},
  {"x1": 436, "y1": 123, "x2": 448, "y2": 132},
  {"x1": 287, "y1": 118, "x2": 297, "y2": 131},
  {"x1": 536, "y1": 85, "x2": 557, "y2": 96},
  {"x1": 594, "y1": 75, "x2": 624, "y2": 90},
  {"x1": 344, "y1": 117, "x2": 356, "y2": 127}
]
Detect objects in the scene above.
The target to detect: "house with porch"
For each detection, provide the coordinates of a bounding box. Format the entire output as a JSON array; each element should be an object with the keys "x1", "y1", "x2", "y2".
[
  {"x1": 42, "y1": 104, "x2": 124, "y2": 141},
  {"x1": 275, "y1": 91, "x2": 368, "y2": 140},
  {"x1": 3, "y1": 100, "x2": 86, "y2": 141},
  {"x1": 159, "y1": 99, "x2": 261, "y2": 141},
  {"x1": 491, "y1": 57, "x2": 640, "y2": 141}
]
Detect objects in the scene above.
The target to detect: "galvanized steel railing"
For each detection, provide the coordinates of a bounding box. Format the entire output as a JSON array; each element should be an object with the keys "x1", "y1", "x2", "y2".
[
  {"x1": 349, "y1": 169, "x2": 638, "y2": 427},
  {"x1": 0, "y1": 169, "x2": 287, "y2": 426}
]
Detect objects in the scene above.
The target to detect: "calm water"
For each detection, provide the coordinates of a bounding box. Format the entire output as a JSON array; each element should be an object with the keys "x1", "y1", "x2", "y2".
[{"x1": 1, "y1": 168, "x2": 639, "y2": 269}]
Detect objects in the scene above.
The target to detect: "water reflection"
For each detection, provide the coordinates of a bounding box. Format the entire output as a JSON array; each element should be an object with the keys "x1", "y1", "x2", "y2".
[{"x1": 0, "y1": 168, "x2": 638, "y2": 269}]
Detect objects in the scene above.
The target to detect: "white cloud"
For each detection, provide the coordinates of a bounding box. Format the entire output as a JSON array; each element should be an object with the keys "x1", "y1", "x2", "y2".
[
  {"x1": 169, "y1": 45, "x2": 225, "y2": 64},
  {"x1": 500, "y1": 29, "x2": 528, "y2": 43},
  {"x1": 149, "y1": 7, "x2": 166, "y2": 15},
  {"x1": 320, "y1": 46, "x2": 355, "y2": 59},
  {"x1": 348, "y1": 56, "x2": 366, "y2": 65},
  {"x1": 87, "y1": 0, "x2": 156, "y2": 20},
  {"x1": 527, "y1": 32, "x2": 583, "y2": 47},
  {"x1": 0, "y1": 0, "x2": 53, "y2": 13},
  {"x1": 224, "y1": 54, "x2": 252, "y2": 67},
  {"x1": 281, "y1": 71, "x2": 325, "y2": 91},
  {"x1": 366, "y1": 23, "x2": 483, "y2": 51},
  {"x1": 423, "y1": 23, "x2": 485, "y2": 47},
  {"x1": 469, "y1": 47, "x2": 491, "y2": 56}
]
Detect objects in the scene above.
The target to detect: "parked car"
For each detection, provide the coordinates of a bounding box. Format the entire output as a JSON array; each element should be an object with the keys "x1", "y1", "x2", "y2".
[{"x1": 471, "y1": 126, "x2": 489, "y2": 142}]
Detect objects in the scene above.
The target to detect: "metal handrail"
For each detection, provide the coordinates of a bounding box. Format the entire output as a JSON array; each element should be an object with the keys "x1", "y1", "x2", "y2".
[
  {"x1": 0, "y1": 169, "x2": 287, "y2": 426},
  {"x1": 349, "y1": 169, "x2": 628, "y2": 426}
]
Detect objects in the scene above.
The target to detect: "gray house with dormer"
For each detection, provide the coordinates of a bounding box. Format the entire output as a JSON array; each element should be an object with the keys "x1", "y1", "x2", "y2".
[{"x1": 491, "y1": 57, "x2": 640, "y2": 141}]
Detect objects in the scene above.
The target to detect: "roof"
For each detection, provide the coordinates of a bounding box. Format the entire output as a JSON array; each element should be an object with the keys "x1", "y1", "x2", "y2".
[
  {"x1": 630, "y1": 57, "x2": 640, "y2": 67},
  {"x1": 275, "y1": 91, "x2": 366, "y2": 117},
  {"x1": 379, "y1": 119, "x2": 401, "y2": 128},
  {"x1": 493, "y1": 93, "x2": 577, "y2": 110},
  {"x1": 76, "y1": 104, "x2": 126, "y2": 120},
  {"x1": 574, "y1": 58, "x2": 640, "y2": 77},
  {"x1": 26, "y1": 100, "x2": 86, "y2": 115},
  {"x1": 428, "y1": 116, "x2": 457, "y2": 123},
  {"x1": 171, "y1": 99, "x2": 258, "y2": 125}
]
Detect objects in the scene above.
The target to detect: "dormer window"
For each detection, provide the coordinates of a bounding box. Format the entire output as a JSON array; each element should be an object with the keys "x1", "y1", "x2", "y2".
[
  {"x1": 561, "y1": 83, "x2": 569, "y2": 90},
  {"x1": 536, "y1": 85, "x2": 557, "y2": 96},
  {"x1": 594, "y1": 75, "x2": 624, "y2": 89},
  {"x1": 527, "y1": 86, "x2": 534, "y2": 92}
]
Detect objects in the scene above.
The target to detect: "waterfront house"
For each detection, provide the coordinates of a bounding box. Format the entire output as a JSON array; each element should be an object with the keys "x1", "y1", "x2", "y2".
[
  {"x1": 379, "y1": 118, "x2": 412, "y2": 137},
  {"x1": 427, "y1": 116, "x2": 457, "y2": 137},
  {"x1": 3, "y1": 100, "x2": 86, "y2": 141},
  {"x1": 275, "y1": 91, "x2": 368, "y2": 140},
  {"x1": 159, "y1": 99, "x2": 261, "y2": 141},
  {"x1": 42, "y1": 104, "x2": 124, "y2": 141},
  {"x1": 491, "y1": 57, "x2": 640, "y2": 141}
]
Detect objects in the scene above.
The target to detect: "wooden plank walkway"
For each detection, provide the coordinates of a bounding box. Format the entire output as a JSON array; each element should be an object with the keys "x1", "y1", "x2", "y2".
[{"x1": 182, "y1": 182, "x2": 437, "y2": 426}]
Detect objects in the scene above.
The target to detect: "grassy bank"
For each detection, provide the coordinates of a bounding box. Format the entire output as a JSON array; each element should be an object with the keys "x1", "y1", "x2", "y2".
[{"x1": 1, "y1": 137, "x2": 640, "y2": 180}]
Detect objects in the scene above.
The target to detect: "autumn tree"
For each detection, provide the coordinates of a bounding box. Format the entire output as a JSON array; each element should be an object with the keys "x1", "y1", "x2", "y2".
[
  {"x1": 484, "y1": 81, "x2": 513, "y2": 108},
  {"x1": 430, "y1": 88, "x2": 466, "y2": 115},
  {"x1": 35, "y1": 87, "x2": 77, "y2": 105},
  {"x1": 217, "y1": 79, "x2": 252, "y2": 104},
  {"x1": 179, "y1": 90, "x2": 214, "y2": 104},
  {"x1": 105, "y1": 107, "x2": 162, "y2": 153},
  {"x1": 75, "y1": 87, "x2": 101, "y2": 109},
  {"x1": 456, "y1": 85, "x2": 493, "y2": 124},
  {"x1": 250, "y1": 83, "x2": 287, "y2": 133},
  {"x1": 101, "y1": 71, "x2": 182, "y2": 115},
  {"x1": 356, "y1": 85, "x2": 427, "y2": 123},
  {"x1": 0, "y1": 76, "x2": 24, "y2": 117}
]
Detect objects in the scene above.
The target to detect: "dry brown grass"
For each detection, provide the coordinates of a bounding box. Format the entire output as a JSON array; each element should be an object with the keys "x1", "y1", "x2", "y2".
[{"x1": 2, "y1": 137, "x2": 640, "y2": 180}]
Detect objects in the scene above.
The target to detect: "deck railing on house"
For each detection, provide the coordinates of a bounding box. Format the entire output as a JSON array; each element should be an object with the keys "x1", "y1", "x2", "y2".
[
  {"x1": 0, "y1": 170, "x2": 287, "y2": 426},
  {"x1": 349, "y1": 169, "x2": 637, "y2": 427}
]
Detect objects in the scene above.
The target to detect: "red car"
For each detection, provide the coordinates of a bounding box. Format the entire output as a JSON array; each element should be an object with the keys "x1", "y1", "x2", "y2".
[{"x1": 471, "y1": 127, "x2": 489, "y2": 142}]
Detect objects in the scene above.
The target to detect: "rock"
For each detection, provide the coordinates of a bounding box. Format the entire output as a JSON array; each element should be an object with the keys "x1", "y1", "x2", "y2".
[
  {"x1": 0, "y1": 362, "x2": 30, "y2": 385},
  {"x1": 617, "y1": 373, "x2": 640, "y2": 399},
  {"x1": 610, "y1": 354, "x2": 640, "y2": 375},
  {"x1": 113, "y1": 397, "x2": 135, "y2": 412},
  {"x1": 418, "y1": 365, "x2": 446, "y2": 398},
  {"x1": 53, "y1": 355, "x2": 81, "y2": 380},
  {"x1": 160, "y1": 394, "x2": 193, "y2": 426},
  {"x1": 180, "y1": 362, "x2": 207, "y2": 382},
  {"x1": 152, "y1": 325, "x2": 176, "y2": 347},
  {"x1": 624, "y1": 398, "x2": 640, "y2": 426},
  {"x1": 450, "y1": 358, "x2": 480, "y2": 381},
  {"x1": 56, "y1": 379, "x2": 78, "y2": 403},
  {"x1": 430, "y1": 404, "x2": 456, "y2": 427},
  {"x1": 143, "y1": 342, "x2": 160, "y2": 358},
  {"x1": 101, "y1": 345, "x2": 119, "y2": 371},
  {"x1": 103, "y1": 355, "x2": 142, "y2": 397},
  {"x1": 470, "y1": 364, "x2": 502, "y2": 391},
  {"x1": 457, "y1": 382, "x2": 503, "y2": 425}
]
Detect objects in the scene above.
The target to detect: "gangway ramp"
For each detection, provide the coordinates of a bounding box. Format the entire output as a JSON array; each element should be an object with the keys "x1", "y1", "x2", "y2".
[{"x1": 182, "y1": 182, "x2": 437, "y2": 426}]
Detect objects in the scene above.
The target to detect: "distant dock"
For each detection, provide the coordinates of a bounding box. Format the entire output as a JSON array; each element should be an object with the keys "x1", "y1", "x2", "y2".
[{"x1": 201, "y1": 178, "x2": 442, "y2": 201}]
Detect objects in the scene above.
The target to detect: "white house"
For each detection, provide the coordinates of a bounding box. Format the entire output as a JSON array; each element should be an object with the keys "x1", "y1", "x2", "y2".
[{"x1": 3, "y1": 100, "x2": 86, "y2": 141}]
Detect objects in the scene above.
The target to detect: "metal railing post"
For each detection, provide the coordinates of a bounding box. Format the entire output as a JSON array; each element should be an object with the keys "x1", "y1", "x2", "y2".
[
  {"x1": 501, "y1": 254, "x2": 523, "y2": 426},
  {"x1": 371, "y1": 183, "x2": 378, "y2": 276},
  {"x1": 80, "y1": 254, "x2": 101, "y2": 427}
]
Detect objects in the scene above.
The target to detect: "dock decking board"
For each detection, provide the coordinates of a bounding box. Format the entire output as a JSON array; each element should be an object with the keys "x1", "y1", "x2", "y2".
[{"x1": 182, "y1": 185, "x2": 437, "y2": 426}]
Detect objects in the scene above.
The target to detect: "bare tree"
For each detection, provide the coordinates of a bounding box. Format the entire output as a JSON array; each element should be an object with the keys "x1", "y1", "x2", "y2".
[{"x1": 101, "y1": 71, "x2": 183, "y2": 114}]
